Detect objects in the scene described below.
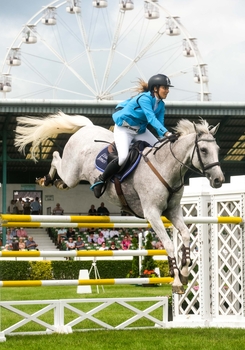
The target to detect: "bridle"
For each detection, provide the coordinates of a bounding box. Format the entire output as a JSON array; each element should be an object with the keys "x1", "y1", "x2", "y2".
[
  {"x1": 191, "y1": 134, "x2": 220, "y2": 175},
  {"x1": 143, "y1": 133, "x2": 220, "y2": 196}
]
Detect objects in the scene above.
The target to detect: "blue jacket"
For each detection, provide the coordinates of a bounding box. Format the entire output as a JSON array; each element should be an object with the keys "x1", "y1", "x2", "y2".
[{"x1": 112, "y1": 91, "x2": 167, "y2": 137}]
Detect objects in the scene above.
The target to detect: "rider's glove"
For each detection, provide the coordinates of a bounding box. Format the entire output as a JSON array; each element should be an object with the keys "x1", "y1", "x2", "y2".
[{"x1": 165, "y1": 132, "x2": 178, "y2": 143}]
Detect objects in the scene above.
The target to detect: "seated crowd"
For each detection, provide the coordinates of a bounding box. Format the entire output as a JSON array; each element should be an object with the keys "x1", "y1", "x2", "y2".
[
  {"x1": 56, "y1": 226, "x2": 165, "y2": 251},
  {"x1": 2, "y1": 228, "x2": 39, "y2": 251},
  {"x1": 1, "y1": 227, "x2": 165, "y2": 251}
]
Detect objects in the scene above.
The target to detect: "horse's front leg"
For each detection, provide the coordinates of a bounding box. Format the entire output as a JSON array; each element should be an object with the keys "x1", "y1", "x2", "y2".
[
  {"x1": 146, "y1": 212, "x2": 185, "y2": 294},
  {"x1": 165, "y1": 205, "x2": 192, "y2": 285}
]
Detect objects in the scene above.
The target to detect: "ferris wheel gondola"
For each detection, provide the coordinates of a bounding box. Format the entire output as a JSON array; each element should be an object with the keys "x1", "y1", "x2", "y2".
[{"x1": 0, "y1": 0, "x2": 211, "y2": 101}]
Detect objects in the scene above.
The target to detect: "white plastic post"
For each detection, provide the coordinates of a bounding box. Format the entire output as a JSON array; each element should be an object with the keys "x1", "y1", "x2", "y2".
[{"x1": 77, "y1": 269, "x2": 92, "y2": 294}]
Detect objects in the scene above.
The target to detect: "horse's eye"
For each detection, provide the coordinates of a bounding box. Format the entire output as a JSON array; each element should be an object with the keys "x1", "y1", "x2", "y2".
[{"x1": 200, "y1": 148, "x2": 207, "y2": 154}]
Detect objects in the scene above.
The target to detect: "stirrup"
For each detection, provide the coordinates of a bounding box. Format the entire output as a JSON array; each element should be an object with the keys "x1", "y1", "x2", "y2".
[
  {"x1": 90, "y1": 180, "x2": 104, "y2": 191},
  {"x1": 90, "y1": 179, "x2": 107, "y2": 198}
]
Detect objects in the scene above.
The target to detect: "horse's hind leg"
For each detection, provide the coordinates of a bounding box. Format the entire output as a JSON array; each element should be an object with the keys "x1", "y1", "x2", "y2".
[
  {"x1": 51, "y1": 151, "x2": 70, "y2": 189},
  {"x1": 36, "y1": 151, "x2": 59, "y2": 187},
  {"x1": 53, "y1": 179, "x2": 69, "y2": 190}
]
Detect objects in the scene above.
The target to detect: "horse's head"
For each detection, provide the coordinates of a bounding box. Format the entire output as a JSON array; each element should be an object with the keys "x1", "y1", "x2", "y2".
[
  {"x1": 192, "y1": 121, "x2": 225, "y2": 188},
  {"x1": 173, "y1": 119, "x2": 225, "y2": 188}
]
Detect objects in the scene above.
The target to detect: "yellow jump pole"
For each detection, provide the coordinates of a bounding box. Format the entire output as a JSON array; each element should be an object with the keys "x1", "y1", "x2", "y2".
[
  {"x1": 0, "y1": 214, "x2": 242, "y2": 225},
  {"x1": 0, "y1": 277, "x2": 173, "y2": 287},
  {"x1": 0, "y1": 249, "x2": 167, "y2": 258}
]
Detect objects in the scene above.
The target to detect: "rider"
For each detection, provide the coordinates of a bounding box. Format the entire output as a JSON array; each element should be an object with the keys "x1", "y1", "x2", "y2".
[{"x1": 91, "y1": 73, "x2": 177, "y2": 198}]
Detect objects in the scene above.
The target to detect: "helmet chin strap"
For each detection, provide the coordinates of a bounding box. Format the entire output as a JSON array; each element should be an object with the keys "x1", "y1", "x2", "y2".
[{"x1": 154, "y1": 87, "x2": 161, "y2": 99}]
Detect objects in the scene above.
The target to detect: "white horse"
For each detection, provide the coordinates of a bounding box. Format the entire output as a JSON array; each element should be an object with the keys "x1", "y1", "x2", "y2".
[{"x1": 15, "y1": 112, "x2": 224, "y2": 294}]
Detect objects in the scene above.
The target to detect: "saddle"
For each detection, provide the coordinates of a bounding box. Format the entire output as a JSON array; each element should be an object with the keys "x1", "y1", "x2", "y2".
[
  {"x1": 95, "y1": 140, "x2": 150, "y2": 182},
  {"x1": 95, "y1": 140, "x2": 151, "y2": 217}
]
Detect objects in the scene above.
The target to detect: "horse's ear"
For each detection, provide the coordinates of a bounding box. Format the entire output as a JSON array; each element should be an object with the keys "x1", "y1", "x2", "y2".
[{"x1": 209, "y1": 123, "x2": 220, "y2": 136}]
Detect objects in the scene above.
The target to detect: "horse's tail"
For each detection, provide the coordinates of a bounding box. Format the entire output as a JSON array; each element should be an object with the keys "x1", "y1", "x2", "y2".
[{"x1": 14, "y1": 111, "x2": 93, "y2": 162}]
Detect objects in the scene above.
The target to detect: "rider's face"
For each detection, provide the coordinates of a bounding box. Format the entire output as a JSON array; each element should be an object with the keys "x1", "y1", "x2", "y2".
[{"x1": 156, "y1": 86, "x2": 170, "y2": 100}]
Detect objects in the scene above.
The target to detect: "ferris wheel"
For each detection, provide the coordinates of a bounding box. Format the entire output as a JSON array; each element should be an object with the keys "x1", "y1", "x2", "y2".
[{"x1": 0, "y1": 0, "x2": 210, "y2": 101}]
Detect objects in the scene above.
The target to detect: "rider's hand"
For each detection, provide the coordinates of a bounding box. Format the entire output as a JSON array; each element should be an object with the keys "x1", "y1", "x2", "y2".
[{"x1": 165, "y1": 132, "x2": 178, "y2": 143}]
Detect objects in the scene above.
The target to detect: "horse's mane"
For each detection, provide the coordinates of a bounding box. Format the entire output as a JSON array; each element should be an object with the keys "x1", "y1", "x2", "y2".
[{"x1": 173, "y1": 119, "x2": 210, "y2": 136}]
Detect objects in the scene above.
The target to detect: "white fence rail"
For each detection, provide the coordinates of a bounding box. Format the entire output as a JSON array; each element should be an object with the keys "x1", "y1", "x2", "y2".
[{"x1": 0, "y1": 297, "x2": 168, "y2": 341}]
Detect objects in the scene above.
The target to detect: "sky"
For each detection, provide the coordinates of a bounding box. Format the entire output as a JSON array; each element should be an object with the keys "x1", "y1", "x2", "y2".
[{"x1": 0, "y1": 0, "x2": 244, "y2": 102}]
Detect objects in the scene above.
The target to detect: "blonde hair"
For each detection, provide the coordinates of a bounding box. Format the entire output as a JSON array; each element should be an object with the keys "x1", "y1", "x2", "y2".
[{"x1": 133, "y1": 78, "x2": 149, "y2": 94}]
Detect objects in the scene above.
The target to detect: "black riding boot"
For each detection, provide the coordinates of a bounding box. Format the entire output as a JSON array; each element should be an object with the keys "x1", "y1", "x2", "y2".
[{"x1": 91, "y1": 158, "x2": 120, "y2": 198}]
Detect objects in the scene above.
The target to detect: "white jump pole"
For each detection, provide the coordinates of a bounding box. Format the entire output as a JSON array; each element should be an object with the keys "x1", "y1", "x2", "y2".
[
  {"x1": 0, "y1": 249, "x2": 167, "y2": 258},
  {"x1": 0, "y1": 277, "x2": 173, "y2": 288},
  {"x1": 0, "y1": 214, "x2": 243, "y2": 227}
]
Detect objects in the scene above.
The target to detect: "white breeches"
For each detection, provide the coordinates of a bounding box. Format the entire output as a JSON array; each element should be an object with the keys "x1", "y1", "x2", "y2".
[{"x1": 114, "y1": 124, "x2": 158, "y2": 166}]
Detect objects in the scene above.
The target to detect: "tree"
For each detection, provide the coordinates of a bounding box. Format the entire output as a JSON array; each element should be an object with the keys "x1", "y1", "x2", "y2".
[{"x1": 141, "y1": 232, "x2": 157, "y2": 275}]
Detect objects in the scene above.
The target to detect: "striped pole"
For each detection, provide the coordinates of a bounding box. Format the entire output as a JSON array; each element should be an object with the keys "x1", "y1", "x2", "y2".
[
  {"x1": 0, "y1": 222, "x2": 156, "y2": 229},
  {"x1": 0, "y1": 277, "x2": 173, "y2": 287},
  {"x1": 0, "y1": 249, "x2": 167, "y2": 258},
  {"x1": 0, "y1": 214, "x2": 242, "y2": 225},
  {"x1": 1, "y1": 215, "x2": 160, "y2": 223}
]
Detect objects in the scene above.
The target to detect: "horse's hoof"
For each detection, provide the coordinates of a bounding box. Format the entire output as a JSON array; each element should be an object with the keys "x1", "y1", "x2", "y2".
[
  {"x1": 44, "y1": 174, "x2": 53, "y2": 187},
  {"x1": 172, "y1": 285, "x2": 185, "y2": 294},
  {"x1": 35, "y1": 177, "x2": 45, "y2": 186},
  {"x1": 54, "y1": 179, "x2": 68, "y2": 190},
  {"x1": 180, "y1": 275, "x2": 189, "y2": 285}
]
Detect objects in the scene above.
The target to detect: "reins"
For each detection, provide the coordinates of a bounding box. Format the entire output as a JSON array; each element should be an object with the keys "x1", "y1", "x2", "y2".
[{"x1": 143, "y1": 137, "x2": 184, "y2": 196}]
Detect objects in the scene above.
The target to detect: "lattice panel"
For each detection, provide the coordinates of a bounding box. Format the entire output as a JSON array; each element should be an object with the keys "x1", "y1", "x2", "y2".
[
  {"x1": 176, "y1": 201, "x2": 200, "y2": 316},
  {"x1": 215, "y1": 200, "x2": 243, "y2": 316}
]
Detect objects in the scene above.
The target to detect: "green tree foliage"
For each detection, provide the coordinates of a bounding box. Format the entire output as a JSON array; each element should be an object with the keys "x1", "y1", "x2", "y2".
[{"x1": 141, "y1": 232, "x2": 157, "y2": 274}]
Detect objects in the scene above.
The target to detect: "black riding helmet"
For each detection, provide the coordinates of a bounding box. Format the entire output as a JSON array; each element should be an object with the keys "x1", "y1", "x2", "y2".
[{"x1": 148, "y1": 74, "x2": 174, "y2": 92}]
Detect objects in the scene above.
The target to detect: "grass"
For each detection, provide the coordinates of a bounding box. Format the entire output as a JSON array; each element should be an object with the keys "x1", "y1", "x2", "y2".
[{"x1": 0, "y1": 285, "x2": 245, "y2": 349}]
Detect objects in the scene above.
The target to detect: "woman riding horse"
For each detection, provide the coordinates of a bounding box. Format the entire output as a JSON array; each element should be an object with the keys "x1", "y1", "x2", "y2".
[{"x1": 91, "y1": 74, "x2": 178, "y2": 198}]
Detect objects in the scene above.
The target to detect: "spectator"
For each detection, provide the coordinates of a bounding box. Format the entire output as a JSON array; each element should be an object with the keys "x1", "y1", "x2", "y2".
[
  {"x1": 18, "y1": 237, "x2": 26, "y2": 250},
  {"x1": 109, "y1": 229, "x2": 119, "y2": 239},
  {"x1": 155, "y1": 241, "x2": 164, "y2": 250},
  {"x1": 57, "y1": 228, "x2": 67, "y2": 244},
  {"x1": 8, "y1": 199, "x2": 17, "y2": 214},
  {"x1": 9, "y1": 227, "x2": 17, "y2": 239},
  {"x1": 66, "y1": 237, "x2": 76, "y2": 250},
  {"x1": 6, "y1": 231, "x2": 13, "y2": 246},
  {"x1": 97, "y1": 232, "x2": 105, "y2": 245},
  {"x1": 75, "y1": 236, "x2": 85, "y2": 250},
  {"x1": 97, "y1": 202, "x2": 109, "y2": 216},
  {"x1": 87, "y1": 233, "x2": 96, "y2": 244},
  {"x1": 16, "y1": 198, "x2": 23, "y2": 214},
  {"x1": 31, "y1": 197, "x2": 41, "y2": 215},
  {"x1": 99, "y1": 242, "x2": 107, "y2": 250},
  {"x1": 58, "y1": 237, "x2": 67, "y2": 251},
  {"x1": 17, "y1": 227, "x2": 28, "y2": 239},
  {"x1": 121, "y1": 235, "x2": 131, "y2": 250},
  {"x1": 132, "y1": 231, "x2": 139, "y2": 243},
  {"x1": 109, "y1": 242, "x2": 118, "y2": 250},
  {"x1": 100, "y1": 228, "x2": 110, "y2": 239},
  {"x1": 12, "y1": 240, "x2": 19, "y2": 251},
  {"x1": 25, "y1": 236, "x2": 38, "y2": 250},
  {"x1": 66, "y1": 228, "x2": 76, "y2": 240},
  {"x1": 88, "y1": 204, "x2": 97, "y2": 216},
  {"x1": 52, "y1": 203, "x2": 64, "y2": 215},
  {"x1": 23, "y1": 198, "x2": 31, "y2": 215}
]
